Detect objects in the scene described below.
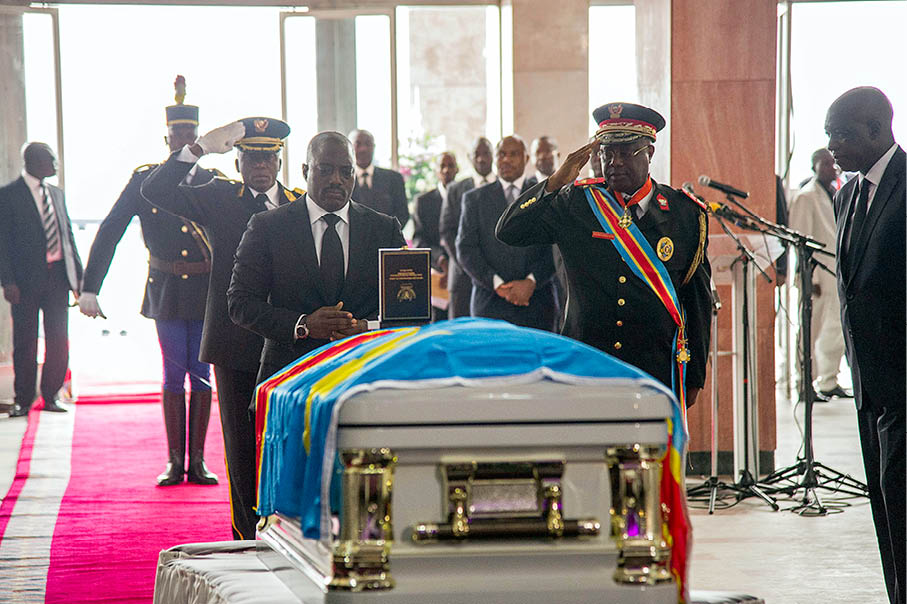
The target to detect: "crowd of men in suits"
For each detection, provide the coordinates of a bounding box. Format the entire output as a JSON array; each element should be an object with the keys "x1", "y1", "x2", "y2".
[{"x1": 0, "y1": 83, "x2": 902, "y2": 602}]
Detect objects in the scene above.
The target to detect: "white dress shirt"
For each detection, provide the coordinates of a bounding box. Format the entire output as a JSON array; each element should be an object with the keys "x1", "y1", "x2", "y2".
[
  {"x1": 21, "y1": 169, "x2": 63, "y2": 262},
  {"x1": 355, "y1": 164, "x2": 375, "y2": 189},
  {"x1": 248, "y1": 181, "x2": 281, "y2": 211},
  {"x1": 438, "y1": 181, "x2": 449, "y2": 205},
  {"x1": 858, "y1": 142, "x2": 898, "y2": 211},
  {"x1": 306, "y1": 195, "x2": 351, "y2": 273},
  {"x1": 476, "y1": 172, "x2": 497, "y2": 186}
]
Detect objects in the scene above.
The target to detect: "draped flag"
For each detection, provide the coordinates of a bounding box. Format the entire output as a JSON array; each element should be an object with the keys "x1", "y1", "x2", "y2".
[{"x1": 255, "y1": 318, "x2": 692, "y2": 602}]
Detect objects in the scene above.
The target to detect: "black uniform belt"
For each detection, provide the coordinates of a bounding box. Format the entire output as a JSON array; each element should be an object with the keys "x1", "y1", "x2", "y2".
[{"x1": 149, "y1": 256, "x2": 211, "y2": 276}]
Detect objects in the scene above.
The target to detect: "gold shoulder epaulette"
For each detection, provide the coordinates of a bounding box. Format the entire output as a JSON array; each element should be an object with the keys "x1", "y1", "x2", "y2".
[
  {"x1": 574, "y1": 177, "x2": 606, "y2": 186},
  {"x1": 681, "y1": 188, "x2": 709, "y2": 212},
  {"x1": 284, "y1": 187, "x2": 306, "y2": 202},
  {"x1": 133, "y1": 163, "x2": 158, "y2": 175}
]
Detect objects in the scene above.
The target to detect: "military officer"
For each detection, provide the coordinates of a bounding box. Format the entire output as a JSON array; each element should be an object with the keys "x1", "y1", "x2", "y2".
[
  {"x1": 79, "y1": 76, "x2": 219, "y2": 487},
  {"x1": 141, "y1": 116, "x2": 303, "y2": 540},
  {"x1": 496, "y1": 103, "x2": 711, "y2": 407}
]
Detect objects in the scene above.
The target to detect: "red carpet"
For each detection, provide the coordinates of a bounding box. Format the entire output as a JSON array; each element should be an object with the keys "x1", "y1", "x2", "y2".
[{"x1": 42, "y1": 398, "x2": 233, "y2": 603}]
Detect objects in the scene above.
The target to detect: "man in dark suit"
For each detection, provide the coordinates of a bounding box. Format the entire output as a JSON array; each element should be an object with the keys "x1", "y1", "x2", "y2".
[
  {"x1": 412, "y1": 151, "x2": 458, "y2": 322},
  {"x1": 141, "y1": 117, "x2": 303, "y2": 540},
  {"x1": 439, "y1": 137, "x2": 495, "y2": 319},
  {"x1": 228, "y1": 131, "x2": 406, "y2": 383},
  {"x1": 0, "y1": 143, "x2": 82, "y2": 417},
  {"x1": 79, "y1": 77, "x2": 219, "y2": 486},
  {"x1": 497, "y1": 103, "x2": 711, "y2": 408},
  {"x1": 457, "y1": 135, "x2": 556, "y2": 331},
  {"x1": 349, "y1": 129, "x2": 409, "y2": 228},
  {"x1": 826, "y1": 86, "x2": 904, "y2": 604},
  {"x1": 532, "y1": 136, "x2": 568, "y2": 331}
]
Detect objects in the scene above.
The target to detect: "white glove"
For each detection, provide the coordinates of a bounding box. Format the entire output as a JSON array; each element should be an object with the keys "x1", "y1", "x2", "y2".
[
  {"x1": 78, "y1": 292, "x2": 104, "y2": 318},
  {"x1": 196, "y1": 121, "x2": 246, "y2": 155}
]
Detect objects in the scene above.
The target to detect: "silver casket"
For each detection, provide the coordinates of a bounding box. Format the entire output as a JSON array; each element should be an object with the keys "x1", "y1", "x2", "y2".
[{"x1": 256, "y1": 319, "x2": 687, "y2": 604}]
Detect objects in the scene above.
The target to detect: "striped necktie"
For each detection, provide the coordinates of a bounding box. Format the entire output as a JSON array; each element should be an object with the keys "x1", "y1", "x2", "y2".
[{"x1": 41, "y1": 186, "x2": 61, "y2": 260}]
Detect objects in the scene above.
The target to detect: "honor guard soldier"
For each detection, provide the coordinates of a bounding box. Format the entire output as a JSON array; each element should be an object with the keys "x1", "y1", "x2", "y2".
[
  {"x1": 496, "y1": 102, "x2": 711, "y2": 408},
  {"x1": 141, "y1": 115, "x2": 301, "y2": 540},
  {"x1": 79, "y1": 76, "x2": 219, "y2": 486}
]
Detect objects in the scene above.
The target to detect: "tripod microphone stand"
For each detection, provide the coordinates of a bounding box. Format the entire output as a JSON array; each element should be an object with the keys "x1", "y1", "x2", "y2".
[{"x1": 759, "y1": 231, "x2": 868, "y2": 515}]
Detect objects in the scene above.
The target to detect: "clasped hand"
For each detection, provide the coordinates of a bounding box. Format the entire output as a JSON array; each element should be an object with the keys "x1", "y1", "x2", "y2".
[
  {"x1": 495, "y1": 278, "x2": 535, "y2": 307},
  {"x1": 306, "y1": 302, "x2": 368, "y2": 341}
]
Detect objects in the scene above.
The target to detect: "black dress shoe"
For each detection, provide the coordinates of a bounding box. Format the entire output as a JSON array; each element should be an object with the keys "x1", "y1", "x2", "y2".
[
  {"x1": 812, "y1": 389, "x2": 831, "y2": 403},
  {"x1": 8, "y1": 403, "x2": 29, "y2": 417},
  {"x1": 42, "y1": 399, "x2": 69, "y2": 413},
  {"x1": 819, "y1": 385, "x2": 854, "y2": 399}
]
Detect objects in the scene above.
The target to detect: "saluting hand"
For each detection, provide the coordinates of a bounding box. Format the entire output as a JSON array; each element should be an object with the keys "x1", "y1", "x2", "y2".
[
  {"x1": 193, "y1": 121, "x2": 246, "y2": 156},
  {"x1": 306, "y1": 302, "x2": 356, "y2": 340},
  {"x1": 545, "y1": 139, "x2": 601, "y2": 193}
]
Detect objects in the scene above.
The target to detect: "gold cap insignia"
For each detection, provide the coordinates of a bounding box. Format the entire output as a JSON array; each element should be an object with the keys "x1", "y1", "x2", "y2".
[
  {"x1": 609, "y1": 104, "x2": 623, "y2": 119},
  {"x1": 253, "y1": 119, "x2": 269, "y2": 133},
  {"x1": 657, "y1": 236, "x2": 674, "y2": 261}
]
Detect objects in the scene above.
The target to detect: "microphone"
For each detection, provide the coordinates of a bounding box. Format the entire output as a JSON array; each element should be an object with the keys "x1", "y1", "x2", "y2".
[
  {"x1": 698, "y1": 175, "x2": 749, "y2": 199},
  {"x1": 683, "y1": 182, "x2": 751, "y2": 225}
]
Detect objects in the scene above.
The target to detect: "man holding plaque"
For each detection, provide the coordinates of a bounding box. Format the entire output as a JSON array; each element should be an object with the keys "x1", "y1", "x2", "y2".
[
  {"x1": 228, "y1": 132, "x2": 405, "y2": 384},
  {"x1": 496, "y1": 103, "x2": 711, "y2": 408},
  {"x1": 456, "y1": 135, "x2": 557, "y2": 331}
]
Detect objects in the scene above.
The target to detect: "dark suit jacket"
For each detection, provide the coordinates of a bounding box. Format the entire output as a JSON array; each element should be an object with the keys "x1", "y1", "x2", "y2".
[
  {"x1": 227, "y1": 196, "x2": 405, "y2": 372},
  {"x1": 0, "y1": 176, "x2": 82, "y2": 297},
  {"x1": 82, "y1": 165, "x2": 215, "y2": 321},
  {"x1": 352, "y1": 166, "x2": 409, "y2": 228},
  {"x1": 140, "y1": 151, "x2": 300, "y2": 373},
  {"x1": 497, "y1": 179, "x2": 711, "y2": 392},
  {"x1": 456, "y1": 177, "x2": 557, "y2": 330},
  {"x1": 411, "y1": 188, "x2": 446, "y2": 269},
  {"x1": 834, "y1": 146, "x2": 905, "y2": 411},
  {"x1": 440, "y1": 177, "x2": 478, "y2": 293}
]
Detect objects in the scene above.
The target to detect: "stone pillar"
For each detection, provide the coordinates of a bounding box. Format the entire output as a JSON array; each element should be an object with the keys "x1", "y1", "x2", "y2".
[
  {"x1": 508, "y1": 0, "x2": 589, "y2": 156},
  {"x1": 669, "y1": 0, "x2": 778, "y2": 474},
  {"x1": 316, "y1": 18, "x2": 357, "y2": 135},
  {"x1": 0, "y1": 11, "x2": 26, "y2": 382}
]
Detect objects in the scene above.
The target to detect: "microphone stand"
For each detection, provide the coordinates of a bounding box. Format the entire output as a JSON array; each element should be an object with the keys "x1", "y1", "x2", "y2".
[
  {"x1": 689, "y1": 210, "x2": 779, "y2": 511},
  {"x1": 708, "y1": 192, "x2": 868, "y2": 514}
]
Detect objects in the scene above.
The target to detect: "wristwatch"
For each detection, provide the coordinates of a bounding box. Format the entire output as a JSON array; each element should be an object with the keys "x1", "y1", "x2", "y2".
[{"x1": 294, "y1": 314, "x2": 309, "y2": 340}]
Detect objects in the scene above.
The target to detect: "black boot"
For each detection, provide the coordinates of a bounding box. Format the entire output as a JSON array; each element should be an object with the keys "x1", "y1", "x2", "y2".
[
  {"x1": 157, "y1": 391, "x2": 186, "y2": 486},
  {"x1": 187, "y1": 390, "x2": 218, "y2": 485}
]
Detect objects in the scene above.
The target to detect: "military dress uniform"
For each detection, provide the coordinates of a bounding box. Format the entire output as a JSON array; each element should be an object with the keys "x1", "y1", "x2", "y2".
[
  {"x1": 496, "y1": 104, "x2": 712, "y2": 402},
  {"x1": 81, "y1": 86, "x2": 221, "y2": 487},
  {"x1": 141, "y1": 117, "x2": 302, "y2": 540}
]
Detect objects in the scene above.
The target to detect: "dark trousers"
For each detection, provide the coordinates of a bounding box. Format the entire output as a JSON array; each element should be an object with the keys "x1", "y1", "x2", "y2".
[
  {"x1": 11, "y1": 261, "x2": 70, "y2": 407},
  {"x1": 155, "y1": 319, "x2": 211, "y2": 393},
  {"x1": 447, "y1": 285, "x2": 472, "y2": 319},
  {"x1": 857, "y1": 395, "x2": 906, "y2": 604},
  {"x1": 213, "y1": 365, "x2": 258, "y2": 540}
]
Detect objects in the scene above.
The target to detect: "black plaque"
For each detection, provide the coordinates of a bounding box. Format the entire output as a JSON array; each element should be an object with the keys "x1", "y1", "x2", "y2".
[{"x1": 379, "y1": 248, "x2": 432, "y2": 327}]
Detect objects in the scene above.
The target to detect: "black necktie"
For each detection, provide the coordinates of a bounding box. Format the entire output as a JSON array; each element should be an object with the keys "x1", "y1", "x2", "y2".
[
  {"x1": 846, "y1": 179, "x2": 871, "y2": 256},
  {"x1": 254, "y1": 193, "x2": 269, "y2": 212},
  {"x1": 320, "y1": 214, "x2": 344, "y2": 303}
]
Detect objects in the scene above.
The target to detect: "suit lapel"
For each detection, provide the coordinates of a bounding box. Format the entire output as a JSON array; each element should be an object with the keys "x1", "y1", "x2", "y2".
[
  {"x1": 291, "y1": 195, "x2": 330, "y2": 303},
  {"x1": 835, "y1": 179, "x2": 858, "y2": 263},
  {"x1": 15, "y1": 177, "x2": 43, "y2": 228},
  {"x1": 339, "y1": 202, "x2": 371, "y2": 301},
  {"x1": 846, "y1": 147, "x2": 905, "y2": 286}
]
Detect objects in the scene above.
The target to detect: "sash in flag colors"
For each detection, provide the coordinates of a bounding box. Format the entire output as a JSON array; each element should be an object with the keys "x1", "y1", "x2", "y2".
[
  {"x1": 253, "y1": 318, "x2": 691, "y2": 603},
  {"x1": 582, "y1": 184, "x2": 694, "y2": 602},
  {"x1": 581, "y1": 184, "x2": 690, "y2": 413}
]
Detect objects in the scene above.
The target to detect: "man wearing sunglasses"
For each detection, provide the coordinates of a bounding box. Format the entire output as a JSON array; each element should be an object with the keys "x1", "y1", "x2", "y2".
[
  {"x1": 141, "y1": 116, "x2": 303, "y2": 541},
  {"x1": 228, "y1": 131, "x2": 406, "y2": 384},
  {"x1": 496, "y1": 102, "x2": 711, "y2": 408}
]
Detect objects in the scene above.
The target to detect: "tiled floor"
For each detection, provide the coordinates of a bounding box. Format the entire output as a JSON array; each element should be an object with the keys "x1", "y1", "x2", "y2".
[{"x1": 1, "y1": 390, "x2": 885, "y2": 603}]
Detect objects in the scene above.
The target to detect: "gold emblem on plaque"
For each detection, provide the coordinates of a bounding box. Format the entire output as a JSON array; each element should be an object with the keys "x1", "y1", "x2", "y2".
[
  {"x1": 656, "y1": 237, "x2": 674, "y2": 261},
  {"x1": 397, "y1": 283, "x2": 416, "y2": 302}
]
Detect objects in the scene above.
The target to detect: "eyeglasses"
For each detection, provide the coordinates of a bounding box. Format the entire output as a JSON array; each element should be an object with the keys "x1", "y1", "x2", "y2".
[
  {"x1": 600, "y1": 145, "x2": 649, "y2": 164},
  {"x1": 312, "y1": 163, "x2": 355, "y2": 179}
]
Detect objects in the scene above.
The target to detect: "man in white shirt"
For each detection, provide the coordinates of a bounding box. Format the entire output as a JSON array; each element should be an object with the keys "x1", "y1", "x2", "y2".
[
  {"x1": 788, "y1": 148, "x2": 849, "y2": 401},
  {"x1": 0, "y1": 143, "x2": 82, "y2": 417},
  {"x1": 826, "y1": 86, "x2": 904, "y2": 604}
]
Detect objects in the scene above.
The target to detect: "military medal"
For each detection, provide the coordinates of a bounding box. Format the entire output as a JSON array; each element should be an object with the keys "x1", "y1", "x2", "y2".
[
  {"x1": 618, "y1": 207, "x2": 633, "y2": 229},
  {"x1": 657, "y1": 237, "x2": 674, "y2": 261},
  {"x1": 676, "y1": 335, "x2": 691, "y2": 363}
]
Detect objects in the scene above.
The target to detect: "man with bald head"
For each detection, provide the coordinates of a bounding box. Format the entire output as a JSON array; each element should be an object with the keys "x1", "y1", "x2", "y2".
[
  {"x1": 0, "y1": 143, "x2": 82, "y2": 417},
  {"x1": 349, "y1": 129, "x2": 409, "y2": 228},
  {"x1": 229, "y1": 131, "x2": 405, "y2": 384},
  {"x1": 531, "y1": 136, "x2": 559, "y2": 182},
  {"x1": 456, "y1": 135, "x2": 557, "y2": 330},
  {"x1": 826, "y1": 86, "x2": 904, "y2": 604}
]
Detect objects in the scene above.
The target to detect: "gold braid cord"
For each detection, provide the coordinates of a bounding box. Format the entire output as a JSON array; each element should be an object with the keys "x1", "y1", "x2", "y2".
[{"x1": 682, "y1": 211, "x2": 707, "y2": 286}]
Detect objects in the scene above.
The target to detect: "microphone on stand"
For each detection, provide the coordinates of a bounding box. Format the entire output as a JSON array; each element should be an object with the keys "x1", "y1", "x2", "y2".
[
  {"x1": 682, "y1": 183, "x2": 752, "y2": 227},
  {"x1": 698, "y1": 175, "x2": 750, "y2": 199}
]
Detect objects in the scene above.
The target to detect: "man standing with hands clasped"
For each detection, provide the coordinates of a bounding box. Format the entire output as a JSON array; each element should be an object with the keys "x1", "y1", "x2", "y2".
[
  {"x1": 228, "y1": 131, "x2": 405, "y2": 383},
  {"x1": 141, "y1": 117, "x2": 303, "y2": 540},
  {"x1": 496, "y1": 103, "x2": 711, "y2": 408}
]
